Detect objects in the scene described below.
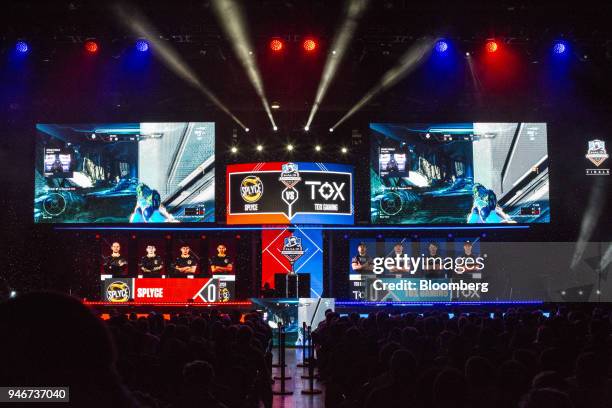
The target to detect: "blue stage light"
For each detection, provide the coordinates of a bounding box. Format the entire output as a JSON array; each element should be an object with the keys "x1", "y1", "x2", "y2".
[
  {"x1": 553, "y1": 42, "x2": 567, "y2": 55},
  {"x1": 435, "y1": 40, "x2": 449, "y2": 53},
  {"x1": 135, "y1": 39, "x2": 149, "y2": 52},
  {"x1": 15, "y1": 41, "x2": 29, "y2": 53}
]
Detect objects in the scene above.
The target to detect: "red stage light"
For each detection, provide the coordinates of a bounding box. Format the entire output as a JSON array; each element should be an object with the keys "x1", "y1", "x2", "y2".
[
  {"x1": 270, "y1": 38, "x2": 284, "y2": 52},
  {"x1": 85, "y1": 40, "x2": 99, "y2": 53},
  {"x1": 485, "y1": 40, "x2": 498, "y2": 53},
  {"x1": 303, "y1": 38, "x2": 317, "y2": 52}
]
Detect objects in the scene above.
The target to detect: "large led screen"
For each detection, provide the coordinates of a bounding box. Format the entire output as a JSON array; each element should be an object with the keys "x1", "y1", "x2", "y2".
[
  {"x1": 227, "y1": 162, "x2": 354, "y2": 224},
  {"x1": 34, "y1": 122, "x2": 215, "y2": 223},
  {"x1": 370, "y1": 123, "x2": 550, "y2": 224}
]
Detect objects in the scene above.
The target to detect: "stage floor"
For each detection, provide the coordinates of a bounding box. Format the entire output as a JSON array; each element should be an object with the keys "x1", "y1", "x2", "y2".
[{"x1": 272, "y1": 348, "x2": 324, "y2": 408}]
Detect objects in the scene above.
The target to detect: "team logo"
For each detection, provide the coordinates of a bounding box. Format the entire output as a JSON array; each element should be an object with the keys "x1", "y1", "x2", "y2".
[
  {"x1": 281, "y1": 234, "x2": 305, "y2": 263},
  {"x1": 586, "y1": 139, "x2": 609, "y2": 166},
  {"x1": 240, "y1": 175, "x2": 264, "y2": 203},
  {"x1": 220, "y1": 287, "x2": 230, "y2": 302},
  {"x1": 187, "y1": 260, "x2": 192, "y2": 265},
  {"x1": 106, "y1": 281, "x2": 130, "y2": 303}
]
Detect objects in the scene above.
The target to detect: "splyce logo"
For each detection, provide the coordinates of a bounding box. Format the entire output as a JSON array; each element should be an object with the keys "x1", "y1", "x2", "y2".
[
  {"x1": 106, "y1": 281, "x2": 130, "y2": 302},
  {"x1": 240, "y1": 176, "x2": 264, "y2": 203}
]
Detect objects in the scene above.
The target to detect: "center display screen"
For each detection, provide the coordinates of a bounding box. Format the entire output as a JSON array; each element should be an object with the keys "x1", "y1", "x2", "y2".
[{"x1": 226, "y1": 162, "x2": 354, "y2": 224}]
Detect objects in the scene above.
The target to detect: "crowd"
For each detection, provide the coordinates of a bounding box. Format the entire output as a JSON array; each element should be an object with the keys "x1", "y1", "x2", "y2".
[
  {"x1": 313, "y1": 307, "x2": 612, "y2": 408},
  {"x1": 2, "y1": 292, "x2": 612, "y2": 408},
  {"x1": 0, "y1": 292, "x2": 273, "y2": 408}
]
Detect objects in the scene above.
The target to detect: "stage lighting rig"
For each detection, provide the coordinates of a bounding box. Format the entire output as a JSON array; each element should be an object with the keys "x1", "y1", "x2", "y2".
[
  {"x1": 553, "y1": 42, "x2": 566, "y2": 54},
  {"x1": 84, "y1": 40, "x2": 99, "y2": 53},
  {"x1": 270, "y1": 38, "x2": 284, "y2": 52},
  {"x1": 485, "y1": 40, "x2": 499, "y2": 53},
  {"x1": 303, "y1": 38, "x2": 317, "y2": 52},
  {"x1": 135, "y1": 39, "x2": 149, "y2": 52},
  {"x1": 435, "y1": 40, "x2": 449, "y2": 53},
  {"x1": 15, "y1": 40, "x2": 29, "y2": 53}
]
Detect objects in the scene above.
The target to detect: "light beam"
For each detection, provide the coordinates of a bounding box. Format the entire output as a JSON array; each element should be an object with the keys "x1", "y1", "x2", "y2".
[
  {"x1": 211, "y1": 0, "x2": 277, "y2": 129},
  {"x1": 305, "y1": 0, "x2": 369, "y2": 130},
  {"x1": 113, "y1": 4, "x2": 247, "y2": 130},
  {"x1": 331, "y1": 37, "x2": 435, "y2": 130}
]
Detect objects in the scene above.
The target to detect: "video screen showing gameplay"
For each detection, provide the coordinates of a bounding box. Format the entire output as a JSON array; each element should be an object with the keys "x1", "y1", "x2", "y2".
[
  {"x1": 34, "y1": 122, "x2": 215, "y2": 223},
  {"x1": 370, "y1": 123, "x2": 550, "y2": 224}
]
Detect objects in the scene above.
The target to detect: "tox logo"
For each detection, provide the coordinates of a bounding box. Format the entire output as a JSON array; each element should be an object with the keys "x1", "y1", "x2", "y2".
[{"x1": 305, "y1": 181, "x2": 346, "y2": 201}]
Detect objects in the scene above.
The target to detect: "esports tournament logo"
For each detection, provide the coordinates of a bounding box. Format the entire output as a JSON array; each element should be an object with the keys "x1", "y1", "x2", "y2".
[
  {"x1": 106, "y1": 281, "x2": 130, "y2": 302},
  {"x1": 279, "y1": 163, "x2": 302, "y2": 218},
  {"x1": 280, "y1": 234, "x2": 305, "y2": 274},
  {"x1": 585, "y1": 139, "x2": 610, "y2": 176},
  {"x1": 240, "y1": 175, "x2": 264, "y2": 203}
]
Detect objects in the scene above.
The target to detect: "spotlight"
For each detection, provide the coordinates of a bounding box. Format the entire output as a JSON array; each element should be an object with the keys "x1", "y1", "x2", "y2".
[
  {"x1": 15, "y1": 41, "x2": 29, "y2": 53},
  {"x1": 315, "y1": 145, "x2": 322, "y2": 152},
  {"x1": 270, "y1": 38, "x2": 284, "y2": 52},
  {"x1": 230, "y1": 146, "x2": 238, "y2": 154},
  {"x1": 84, "y1": 40, "x2": 99, "y2": 53},
  {"x1": 245, "y1": 128, "x2": 250, "y2": 132},
  {"x1": 552, "y1": 41, "x2": 567, "y2": 55},
  {"x1": 465, "y1": 51, "x2": 471, "y2": 57},
  {"x1": 273, "y1": 126, "x2": 278, "y2": 131},
  {"x1": 435, "y1": 40, "x2": 449, "y2": 53},
  {"x1": 135, "y1": 39, "x2": 149, "y2": 52},
  {"x1": 286, "y1": 144, "x2": 294, "y2": 151},
  {"x1": 304, "y1": 126, "x2": 310, "y2": 131},
  {"x1": 485, "y1": 40, "x2": 499, "y2": 53},
  {"x1": 341, "y1": 147, "x2": 348, "y2": 154},
  {"x1": 303, "y1": 38, "x2": 317, "y2": 52},
  {"x1": 271, "y1": 102, "x2": 280, "y2": 109},
  {"x1": 329, "y1": 128, "x2": 334, "y2": 132},
  {"x1": 9, "y1": 291, "x2": 17, "y2": 298},
  {"x1": 425, "y1": 133, "x2": 431, "y2": 139},
  {"x1": 256, "y1": 144, "x2": 263, "y2": 152}
]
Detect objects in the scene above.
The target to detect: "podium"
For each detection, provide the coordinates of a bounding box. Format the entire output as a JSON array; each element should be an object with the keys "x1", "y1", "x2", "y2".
[{"x1": 274, "y1": 273, "x2": 310, "y2": 298}]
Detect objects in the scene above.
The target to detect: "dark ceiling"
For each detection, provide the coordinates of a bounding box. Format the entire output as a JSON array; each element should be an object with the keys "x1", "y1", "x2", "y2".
[{"x1": 2, "y1": 0, "x2": 612, "y2": 132}]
